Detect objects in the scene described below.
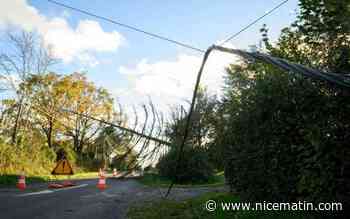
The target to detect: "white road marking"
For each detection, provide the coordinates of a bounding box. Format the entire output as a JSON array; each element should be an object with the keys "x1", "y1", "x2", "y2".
[
  {"x1": 56, "y1": 183, "x2": 88, "y2": 191},
  {"x1": 15, "y1": 183, "x2": 89, "y2": 197},
  {"x1": 17, "y1": 190, "x2": 53, "y2": 197}
]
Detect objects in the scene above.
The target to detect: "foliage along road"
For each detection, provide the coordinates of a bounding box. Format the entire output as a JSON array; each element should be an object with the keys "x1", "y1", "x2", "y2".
[{"x1": 0, "y1": 177, "x2": 225, "y2": 219}]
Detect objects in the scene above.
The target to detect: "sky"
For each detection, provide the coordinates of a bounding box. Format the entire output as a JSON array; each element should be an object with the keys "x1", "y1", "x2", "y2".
[{"x1": 0, "y1": 0, "x2": 299, "y2": 116}]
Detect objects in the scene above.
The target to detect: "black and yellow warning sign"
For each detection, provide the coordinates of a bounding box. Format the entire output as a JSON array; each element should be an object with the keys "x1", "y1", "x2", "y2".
[{"x1": 51, "y1": 159, "x2": 74, "y2": 175}]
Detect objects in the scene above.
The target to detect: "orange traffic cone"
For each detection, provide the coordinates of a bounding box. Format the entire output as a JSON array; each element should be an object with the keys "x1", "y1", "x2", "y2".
[
  {"x1": 97, "y1": 174, "x2": 106, "y2": 190},
  {"x1": 17, "y1": 170, "x2": 26, "y2": 190},
  {"x1": 113, "y1": 168, "x2": 117, "y2": 177}
]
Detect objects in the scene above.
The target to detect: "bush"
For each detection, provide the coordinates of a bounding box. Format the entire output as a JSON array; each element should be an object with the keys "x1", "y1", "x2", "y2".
[
  {"x1": 157, "y1": 146, "x2": 214, "y2": 184},
  {"x1": 0, "y1": 137, "x2": 55, "y2": 176},
  {"x1": 223, "y1": 62, "x2": 349, "y2": 208}
]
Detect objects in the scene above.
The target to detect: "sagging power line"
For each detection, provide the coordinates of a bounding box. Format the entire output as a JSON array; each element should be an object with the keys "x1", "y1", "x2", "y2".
[
  {"x1": 60, "y1": 108, "x2": 171, "y2": 146},
  {"x1": 26, "y1": 100, "x2": 170, "y2": 176},
  {"x1": 47, "y1": 0, "x2": 288, "y2": 53},
  {"x1": 220, "y1": 0, "x2": 289, "y2": 45},
  {"x1": 27, "y1": 101, "x2": 170, "y2": 146},
  {"x1": 46, "y1": 0, "x2": 205, "y2": 53}
]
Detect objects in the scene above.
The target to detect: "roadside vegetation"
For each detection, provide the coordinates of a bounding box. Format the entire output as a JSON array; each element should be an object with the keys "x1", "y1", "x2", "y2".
[
  {"x1": 0, "y1": 172, "x2": 100, "y2": 186},
  {"x1": 127, "y1": 192, "x2": 308, "y2": 219}
]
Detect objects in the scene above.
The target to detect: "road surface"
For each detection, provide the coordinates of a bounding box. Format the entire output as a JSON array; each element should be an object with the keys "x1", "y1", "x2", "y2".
[
  {"x1": 0, "y1": 177, "x2": 225, "y2": 219},
  {"x1": 0, "y1": 178, "x2": 145, "y2": 219}
]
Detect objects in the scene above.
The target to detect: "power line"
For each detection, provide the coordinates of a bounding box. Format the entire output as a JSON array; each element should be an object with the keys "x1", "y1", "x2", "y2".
[
  {"x1": 47, "y1": 0, "x2": 288, "y2": 53},
  {"x1": 61, "y1": 108, "x2": 172, "y2": 146},
  {"x1": 220, "y1": 0, "x2": 289, "y2": 45},
  {"x1": 28, "y1": 102, "x2": 171, "y2": 145},
  {"x1": 46, "y1": 0, "x2": 205, "y2": 53}
]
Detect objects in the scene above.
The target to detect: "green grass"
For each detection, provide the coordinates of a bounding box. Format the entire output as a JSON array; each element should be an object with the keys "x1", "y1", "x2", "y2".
[
  {"x1": 47, "y1": 172, "x2": 100, "y2": 180},
  {"x1": 139, "y1": 171, "x2": 225, "y2": 188},
  {"x1": 0, "y1": 174, "x2": 48, "y2": 186},
  {"x1": 127, "y1": 192, "x2": 309, "y2": 219},
  {"x1": 0, "y1": 172, "x2": 100, "y2": 186}
]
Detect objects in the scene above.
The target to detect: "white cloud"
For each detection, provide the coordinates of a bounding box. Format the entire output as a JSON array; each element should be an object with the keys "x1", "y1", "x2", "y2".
[
  {"x1": 118, "y1": 43, "x2": 240, "y2": 110},
  {"x1": 77, "y1": 53, "x2": 100, "y2": 68},
  {"x1": 0, "y1": 73, "x2": 21, "y2": 92},
  {"x1": 0, "y1": 0, "x2": 45, "y2": 31},
  {"x1": 0, "y1": 0, "x2": 123, "y2": 63}
]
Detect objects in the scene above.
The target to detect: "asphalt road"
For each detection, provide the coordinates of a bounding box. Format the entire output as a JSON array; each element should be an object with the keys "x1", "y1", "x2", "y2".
[
  {"x1": 0, "y1": 176, "x2": 226, "y2": 219},
  {"x1": 0, "y1": 178, "x2": 148, "y2": 219}
]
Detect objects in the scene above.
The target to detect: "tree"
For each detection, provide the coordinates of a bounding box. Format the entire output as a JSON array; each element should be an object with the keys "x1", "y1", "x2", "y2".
[
  {"x1": 19, "y1": 71, "x2": 115, "y2": 158},
  {"x1": 166, "y1": 87, "x2": 218, "y2": 149},
  {"x1": 222, "y1": 0, "x2": 350, "y2": 211},
  {"x1": 157, "y1": 87, "x2": 217, "y2": 182},
  {"x1": 92, "y1": 125, "x2": 133, "y2": 169},
  {"x1": 0, "y1": 31, "x2": 56, "y2": 144},
  {"x1": 22, "y1": 73, "x2": 65, "y2": 149},
  {"x1": 157, "y1": 146, "x2": 213, "y2": 183},
  {"x1": 59, "y1": 73, "x2": 114, "y2": 154}
]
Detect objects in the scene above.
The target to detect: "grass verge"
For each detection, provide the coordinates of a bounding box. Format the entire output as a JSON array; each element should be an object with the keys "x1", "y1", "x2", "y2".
[
  {"x1": 127, "y1": 192, "x2": 309, "y2": 219},
  {"x1": 0, "y1": 172, "x2": 100, "y2": 186}
]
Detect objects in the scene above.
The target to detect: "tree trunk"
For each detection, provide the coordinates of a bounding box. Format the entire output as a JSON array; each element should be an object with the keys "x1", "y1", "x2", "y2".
[
  {"x1": 11, "y1": 97, "x2": 24, "y2": 145},
  {"x1": 73, "y1": 136, "x2": 80, "y2": 152},
  {"x1": 47, "y1": 119, "x2": 53, "y2": 148}
]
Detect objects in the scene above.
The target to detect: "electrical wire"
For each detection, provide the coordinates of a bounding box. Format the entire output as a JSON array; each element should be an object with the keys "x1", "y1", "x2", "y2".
[
  {"x1": 46, "y1": 0, "x2": 205, "y2": 53},
  {"x1": 220, "y1": 0, "x2": 289, "y2": 45},
  {"x1": 47, "y1": 0, "x2": 288, "y2": 52}
]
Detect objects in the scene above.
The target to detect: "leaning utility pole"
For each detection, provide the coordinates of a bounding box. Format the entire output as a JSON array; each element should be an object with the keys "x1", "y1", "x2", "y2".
[{"x1": 165, "y1": 44, "x2": 350, "y2": 197}]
